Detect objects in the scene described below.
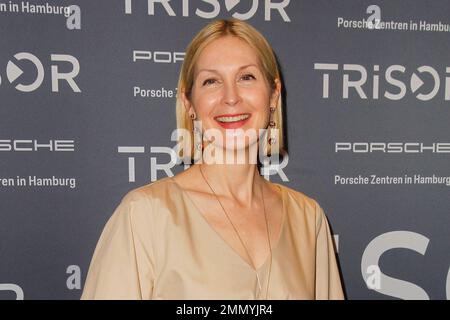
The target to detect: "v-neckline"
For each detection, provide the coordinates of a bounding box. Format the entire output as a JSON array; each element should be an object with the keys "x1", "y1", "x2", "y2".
[{"x1": 168, "y1": 176, "x2": 287, "y2": 272}]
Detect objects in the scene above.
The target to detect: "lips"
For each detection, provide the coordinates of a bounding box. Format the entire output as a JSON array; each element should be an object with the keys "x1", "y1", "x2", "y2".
[{"x1": 214, "y1": 113, "x2": 251, "y2": 129}]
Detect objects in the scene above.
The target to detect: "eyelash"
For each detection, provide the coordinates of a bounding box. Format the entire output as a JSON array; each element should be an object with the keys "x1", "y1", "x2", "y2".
[
  {"x1": 241, "y1": 74, "x2": 256, "y2": 81},
  {"x1": 202, "y1": 78, "x2": 216, "y2": 86},
  {"x1": 202, "y1": 74, "x2": 256, "y2": 86}
]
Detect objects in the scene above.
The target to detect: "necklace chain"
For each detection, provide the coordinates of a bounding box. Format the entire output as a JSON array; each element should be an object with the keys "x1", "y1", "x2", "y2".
[{"x1": 198, "y1": 164, "x2": 273, "y2": 299}]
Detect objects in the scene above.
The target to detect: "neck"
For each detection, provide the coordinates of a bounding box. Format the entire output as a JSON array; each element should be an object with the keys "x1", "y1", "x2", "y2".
[{"x1": 194, "y1": 141, "x2": 267, "y2": 206}]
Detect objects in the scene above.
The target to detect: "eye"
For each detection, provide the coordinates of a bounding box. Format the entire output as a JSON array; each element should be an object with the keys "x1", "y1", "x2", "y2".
[
  {"x1": 202, "y1": 78, "x2": 217, "y2": 86},
  {"x1": 241, "y1": 73, "x2": 256, "y2": 81}
]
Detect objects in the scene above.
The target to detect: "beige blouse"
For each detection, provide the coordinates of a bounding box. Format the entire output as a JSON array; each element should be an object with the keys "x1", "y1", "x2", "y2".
[{"x1": 81, "y1": 176, "x2": 344, "y2": 300}]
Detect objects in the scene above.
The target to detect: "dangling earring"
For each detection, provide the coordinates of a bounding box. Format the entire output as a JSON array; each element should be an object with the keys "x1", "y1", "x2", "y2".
[
  {"x1": 193, "y1": 126, "x2": 203, "y2": 151},
  {"x1": 190, "y1": 111, "x2": 203, "y2": 152},
  {"x1": 268, "y1": 107, "x2": 276, "y2": 145},
  {"x1": 268, "y1": 134, "x2": 276, "y2": 145}
]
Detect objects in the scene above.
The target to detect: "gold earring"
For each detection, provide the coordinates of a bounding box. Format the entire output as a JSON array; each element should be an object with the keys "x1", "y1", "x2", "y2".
[{"x1": 268, "y1": 116, "x2": 276, "y2": 146}]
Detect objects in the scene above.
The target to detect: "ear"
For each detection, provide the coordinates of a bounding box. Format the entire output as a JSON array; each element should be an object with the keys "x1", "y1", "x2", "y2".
[
  {"x1": 180, "y1": 88, "x2": 192, "y2": 113},
  {"x1": 269, "y1": 78, "x2": 281, "y2": 109}
]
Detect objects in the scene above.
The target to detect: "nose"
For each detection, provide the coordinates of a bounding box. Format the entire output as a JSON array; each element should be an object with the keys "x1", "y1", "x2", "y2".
[{"x1": 222, "y1": 80, "x2": 241, "y2": 106}]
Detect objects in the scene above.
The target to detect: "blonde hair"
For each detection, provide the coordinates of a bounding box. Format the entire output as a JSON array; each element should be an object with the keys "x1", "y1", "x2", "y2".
[{"x1": 175, "y1": 18, "x2": 284, "y2": 163}]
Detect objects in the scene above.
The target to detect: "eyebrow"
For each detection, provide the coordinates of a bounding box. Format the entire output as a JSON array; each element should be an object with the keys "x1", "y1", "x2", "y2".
[{"x1": 196, "y1": 64, "x2": 259, "y2": 75}]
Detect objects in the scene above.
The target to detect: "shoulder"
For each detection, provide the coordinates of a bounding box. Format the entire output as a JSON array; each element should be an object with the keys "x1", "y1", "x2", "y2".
[
  {"x1": 276, "y1": 182, "x2": 327, "y2": 228},
  {"x1": 97, "y1": 177, "x2": 179, "y2": 245},
  {"x1": 277, "y1": 182, "x2": 321, "y2": 212},
  {"x1": 120, "y1": 176, "x2": 174, "y2": 204},
  {"x1": 111, "y1": 176, "x2": 175, "y2": 222}
]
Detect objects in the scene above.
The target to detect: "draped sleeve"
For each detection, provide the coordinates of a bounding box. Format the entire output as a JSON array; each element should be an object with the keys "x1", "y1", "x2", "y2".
[
  {"x1": 314, "y1": 202, "x2": 345, "y2": 300},
  {"x1": 81, "y1": 189, "x2": 156, "y2": 300}
]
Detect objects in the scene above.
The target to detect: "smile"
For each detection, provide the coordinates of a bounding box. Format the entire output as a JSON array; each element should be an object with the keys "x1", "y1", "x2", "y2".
[
  {"x1": 214, "y1": 113, "x2": 251, "y2": 129},
  {"x1": 215, "y1": 113, "x2": 250, "y2": 122}
]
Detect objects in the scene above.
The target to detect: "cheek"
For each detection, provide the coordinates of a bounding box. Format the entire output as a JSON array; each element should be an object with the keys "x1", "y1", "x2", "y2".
[
  {"x1": 192, "y1": 92, "x2": 219, "y2": 115},
  {"x1": 244, "y1": 88, "x2": 271, "y2": 110}
]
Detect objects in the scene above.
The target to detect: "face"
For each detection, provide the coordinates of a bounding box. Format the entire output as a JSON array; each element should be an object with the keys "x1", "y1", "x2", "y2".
[{"x1": 182, "y1": 35, "x2": 280, "y2": 154}]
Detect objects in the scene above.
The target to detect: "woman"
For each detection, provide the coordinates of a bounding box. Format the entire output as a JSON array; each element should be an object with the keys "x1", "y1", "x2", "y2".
[{"x1": 81, "y1": 18, "x2": 344, "y2": 300}]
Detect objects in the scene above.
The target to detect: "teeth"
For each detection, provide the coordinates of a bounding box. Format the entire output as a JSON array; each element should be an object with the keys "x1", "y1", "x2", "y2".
[{"x1": 216, "y1": 114, "x2": 250, "y2": 123}]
